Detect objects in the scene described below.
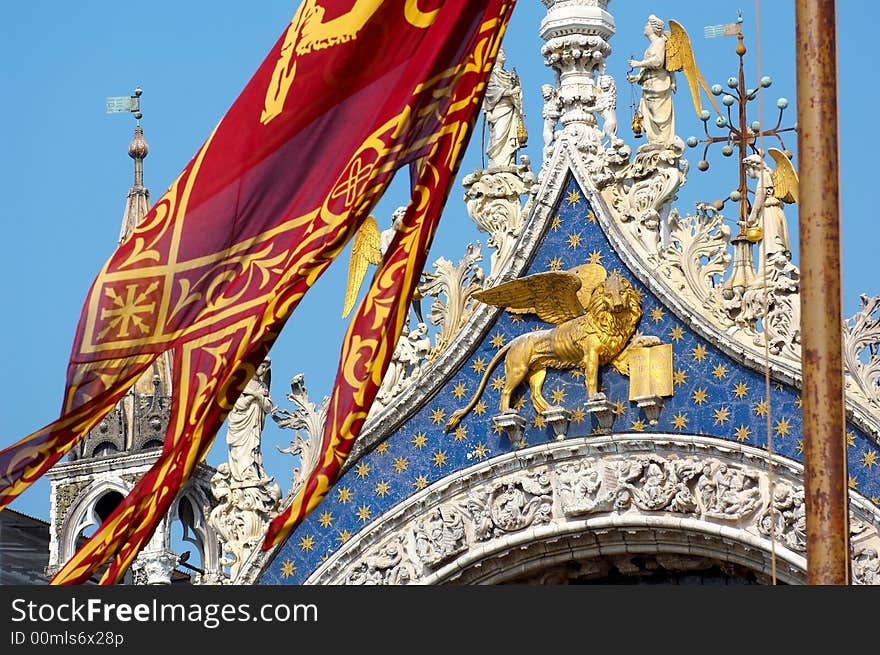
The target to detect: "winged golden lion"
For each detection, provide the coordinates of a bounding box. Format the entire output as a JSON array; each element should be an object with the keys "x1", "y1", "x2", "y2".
[{"x1": 446, "y1": 264, "x2": 655, "y2": 431}]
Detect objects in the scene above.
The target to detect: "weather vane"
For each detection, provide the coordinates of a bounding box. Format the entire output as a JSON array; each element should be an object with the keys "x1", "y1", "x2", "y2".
[
  {"x1": 106, "y1": 87, "x2": 144, "y2": 124},
  {"x1": 686, "y1": 14, "x2": 796, "y2": 230},
  {"x1": 685, "y1": 13, "x2": 797, "y2": 293}
]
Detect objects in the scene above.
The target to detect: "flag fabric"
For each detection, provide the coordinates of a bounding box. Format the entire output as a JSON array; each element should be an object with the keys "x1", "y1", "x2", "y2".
[{"x1": 0, "y1": 0, "x2": 515, "y2": 584}]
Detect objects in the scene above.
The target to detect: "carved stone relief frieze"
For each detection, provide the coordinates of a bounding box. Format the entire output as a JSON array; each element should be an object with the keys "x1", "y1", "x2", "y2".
[{"x1": 302, "y1": 436, "x2": 880, "y2": 586}]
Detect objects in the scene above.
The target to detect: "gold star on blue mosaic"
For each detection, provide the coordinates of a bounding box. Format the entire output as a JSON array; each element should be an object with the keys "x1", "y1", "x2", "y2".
[
  {"x1": 337, "y1": 529, "x2": 353, "y2": 544},
  {"x1": 411, "y1": 431, "x2": 428, "y2": 448},
  {"x1": 795, "y1": 396, "x2": 803, "y2": 408},
  {"x1": 551, "y1": 215, "x2": 563, "y2": 231},
  {"x1": 533, "y1": 414, "x2": 546, "y2": 428},
  {"x1": 567, "y1": 232, "x2": 583, "y2": 249},
  {"x1": 650, "y1": 307, "x2": 665, "y2": 323},
  {"x1": 319, "y1": 511, "x2": 334, "y2": 528},
  {"x1": 754, "y1": 399, "x2": 769, "y2": 417},
  {"x1": 471, "y1": 356, "x2": 487, "y2": 373},
  {"x1": 394, "y1": 456, "x2": 409, "y2": 473},
  {"x1": 631, "y1": 419, "x2": 646, "y2": 432},
  {"x1": 433, "y1": 450, "x2": 448, "y2": 467},
  {"x1": 490, "y1": 375, "x2": 505, "y2": 391},
  {"x1": 735, "y1": 425, "x2": 751, "y2": 442},
  {"x1": 847, "y1": 432, "x2": 857, "y2": 448},
  {"x1": 336, "y1": 486, "x2": 352, "y2": 503},
  {"x1": 668, "y1": 326, "x2": 685, "y2": 343},
  {"x1": 733, "y1": 381, "x2": 750, "y2": 399},
  {"x1": 453, "y1": 425, "x2": 468, "y2": 442},
  {"x1": 550, "y1": 386, "x2": 567, "y2": 404},
  {"x1": 300, "y1": 535, "x2": 315, "y2": 552},
  {"x1": 692, "y1": 387, "x2": 708, "y2": 405},
  {"x1": 672, "y1": 412, "x2": 688, "y2": 430},
  {"x1": 796, "y1": 439, "x2": 804, "y2": 454},
  {"x1": 490, "y1": 332, "x2": 506, "y2": 348},
  {"x1": 509, "y1": 313, "x2": 524, "y2": 323},
  {"x1": 691, "y1": 344, "x2": 708, "y2": 361},
  {"x1": 492, "y1": 422, "x2": 505, "y2": 435},
  {"x1": 673, "y1": 369, "x2": 687, "y2": 386},
  {"x1": 414, "y1": 474, "x2": 429, "y2": 490},
  {"x1": 548, "y1": 256, "x2": 564, "y2": 271},
  {"x1": 862, "y1": 451, "x2": 878, "y2": 469},
  {"x1": 472, "y1": 443, "x2": 489, "y2": 460},
  {"x1": 774, "y1": 417, "x2": 792, "y2": 438},
  {"x1": 430, "y1": 408, "x2": 447, "y2": 424},
  {"x1": 713, "y1": 407, "x2": 731, "y2": 425},
  {"x1": 374, "y1": 481, "x2": 391, "y2": 498},
  {"x1": 280, "y1": 559, "x2": 296, "y2": 578},
  {"x1": 356, "y1": 504, "x2": 373, "y2": 523},
  {"x1": 587, "y1": 250, "x2": 603, "y2": 265},
  {"x1": 473, "y1": 400, "x2": 488, "y2": 416},
  {"x1": 571, "y1": 407, "x2": 586, "y2": 423},
  {"x1": 566, "y1": 190, "x2": 581, "y2": 206},
  {"x1": 452, "y1": 382, "x2": 468, "y2": 400},
  {"x1": 513, "y1": 396, "x2": 528, "y2": 410},
  {"x1": 612, "y1": 400, "x2": 626, "y2": 416},
  {"x1": 355, "y1": 462, "x2": 371, "y2": 479},
  {"x1": 375, "y1": 442, "x2": 390, "y2": 454},
  {"x1": 849, "y1": 476, "x2": 859, "y2": 490},
  {"x1": 712, "y1": 364, "x2": 729, "y2": 379},
  {"x1": 570, "y1": 369, "x2": 584, "y2": 380},
  {"x1": 586, "y1": 209, "x2": 597, "y2": 223}
]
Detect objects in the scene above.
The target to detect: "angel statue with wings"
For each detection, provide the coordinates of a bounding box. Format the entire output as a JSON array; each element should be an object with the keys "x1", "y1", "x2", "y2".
[
  {"x1": 743, "y1": 148, "x2": 799, "y2": 275},
  {"x1": 628, "y1": 15, "x2": 719, "y2": 152}
]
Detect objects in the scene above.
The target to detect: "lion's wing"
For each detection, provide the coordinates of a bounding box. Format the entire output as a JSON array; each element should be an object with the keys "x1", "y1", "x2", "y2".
[{"x1": 472, "y1": 271, "x2": 586, "y2": 325}]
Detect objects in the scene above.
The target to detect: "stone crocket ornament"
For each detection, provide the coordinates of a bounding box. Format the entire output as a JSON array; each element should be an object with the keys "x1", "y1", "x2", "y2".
[{"x1": 446, "y1": 264, "x2": 654, "y2": 430}]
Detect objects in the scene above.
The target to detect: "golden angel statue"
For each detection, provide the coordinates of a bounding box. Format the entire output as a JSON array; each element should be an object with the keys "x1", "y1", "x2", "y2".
[
  {"x1": 342, "y1": 206, "x2": 406, "y2": 318},
  {"x1": 627, "y1": 15, "x2": 720, "y2": 150},
  {"x1": 743, "y1": 148, "x2": 799, "y2": 271},
  {"x1": 447, "y1": 264, "x2": 657, "y2": 430}
]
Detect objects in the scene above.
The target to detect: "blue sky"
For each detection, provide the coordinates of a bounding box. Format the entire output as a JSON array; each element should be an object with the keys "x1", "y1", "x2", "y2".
[{"x1": 1, "y1": 1, "x2": 876, "y2": 522}]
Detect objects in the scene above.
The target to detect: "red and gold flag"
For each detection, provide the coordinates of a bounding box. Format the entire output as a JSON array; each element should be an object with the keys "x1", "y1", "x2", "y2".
[{"x1": 0, "y1": 0, "x2": 515, "y2": 584}]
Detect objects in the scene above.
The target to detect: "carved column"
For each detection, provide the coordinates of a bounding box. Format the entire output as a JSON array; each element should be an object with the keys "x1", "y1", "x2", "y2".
[{"x1": 540, "y1": 0, "x2": 615, "y2": 152}]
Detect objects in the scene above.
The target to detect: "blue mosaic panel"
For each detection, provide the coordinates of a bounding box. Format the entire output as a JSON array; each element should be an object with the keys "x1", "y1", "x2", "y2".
[{"x1": 261, "y1": 174, "x2": 880, "y2": 584}]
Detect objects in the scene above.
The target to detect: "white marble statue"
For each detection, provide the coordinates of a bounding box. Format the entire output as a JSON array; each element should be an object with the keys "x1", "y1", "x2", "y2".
[
  {"x1": 541, "y1": 84, "x2": 561, "y2": 155},
  {"x1": 483, "y1": 47, "x2": 525, "y2": 168},
  {"x1": 627, "y1": 15, "x2": 678, "y2": 150},
  {"x1": 596, "y1": 71, "x2": 618, "y2": 140},
  {"x1": 226, "y1": 358, "x2": 274, "y2": 483}
]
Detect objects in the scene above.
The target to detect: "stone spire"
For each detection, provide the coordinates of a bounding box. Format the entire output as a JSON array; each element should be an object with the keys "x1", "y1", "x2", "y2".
[
  {"x1": 119, "y1": 89, "x2": 150, "y2": 243},
  {"x1": 540, "y1": 0, "x2": 616, "y2": 152}
]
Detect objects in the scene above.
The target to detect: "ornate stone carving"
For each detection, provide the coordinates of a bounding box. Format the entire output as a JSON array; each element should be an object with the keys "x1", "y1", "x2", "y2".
[
  {"x1": 844, "y1": 295, "x2": 880, "y2": 408},
  {"x1": 307, "y1": 436, "x2": 880, "y2": 586},
  {"x1": 659, "y1": 204, "x2": 731, "y2": 319},
  {"x1": 131, "y1": 551, "x2": 179, "y2": 585},
  {"x1": 694, "y1": 461, "x2": 761, "y2": 521},
  {"x1": 346, "y1": 535, "x2": 420, "y2": 585},
  {"x1": 853, "y1": 547, "x2": 880, "y2": 585},
  {"x1": 418, "y1": 242, "x2": 485, "y2": 358},
  {"x1": 557, "y1": 459, "x2": 615, "y2": 516},
  {"x1": 132, "y1": 375, "x2": 171, "y2": 450},
  {"x1": 209, "y1": 358, "x2": 282, "y2": 580},
  {"x1": 462, "y1": 469, "x2": 553, "y2": 542},
  {"x1": 462, "y1": 162, "x2": 536, "y2": 286},
  {"x1": 757, "y1": 483, "x2": 806, "y2": 553},
  {"x1": 272, "y1": 374, "x2": 327, "y2": 495},
  {"x1": 606, "y1": 149, "x2": 688, "y2": 259},
  {"x1": 413, "y1": 505, "x2": 468, "y2": 568},
  {"x1": 614, "y1": 454, "x2": 700, "y2": 513},
  {"x1": 54, "y1": 481, "x2": 90, "y2": 538}
]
